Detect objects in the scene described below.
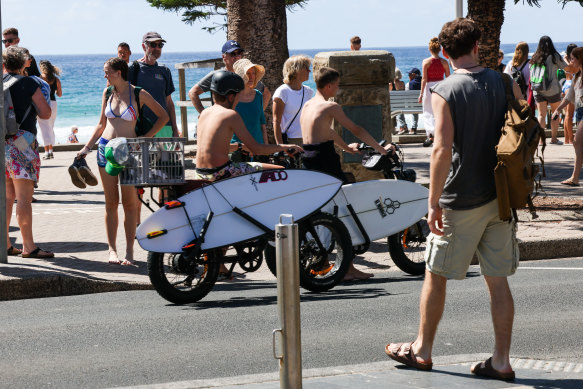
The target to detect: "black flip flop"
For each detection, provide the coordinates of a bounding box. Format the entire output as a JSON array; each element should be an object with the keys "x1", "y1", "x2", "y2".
[
  {"x1": 21, "y1": 247, "x2": 55, "y2": 259},
  {"x1": 471, "y1": 357, "x2": 515, "y2": 381}
]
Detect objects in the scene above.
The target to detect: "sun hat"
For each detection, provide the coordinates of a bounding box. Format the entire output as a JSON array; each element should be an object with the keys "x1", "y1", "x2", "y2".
[
  {"x1": 221, "y1": 40, "x2": 244, "y2": 54},
  {"x1": 232, "y1": 59, "x2": 265, "y2": 89},
  {"x1": 104, "y1": 138, "x2": 130, "y2": 176},
  {"x1": 142, "y1": 32, "x2": 166, "y2": 43}
]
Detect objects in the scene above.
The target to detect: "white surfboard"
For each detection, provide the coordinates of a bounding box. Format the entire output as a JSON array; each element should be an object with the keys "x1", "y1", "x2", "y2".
[
  {"x1": 137, "y1": 169, "x2": 342, "y2": 253},
  {"x1": 323, "y1": 180, "x2": 428, "y2": 246}
]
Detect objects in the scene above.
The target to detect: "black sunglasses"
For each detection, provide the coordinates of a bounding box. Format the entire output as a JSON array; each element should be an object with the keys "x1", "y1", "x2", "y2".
[
  {"x1": 228, "y1": 50, "x2": 244, "y2": 57},
  {"x1": 2, "y1": 38, "x2": 15, "y2": 44},
  {"x1": 148, "y1": 42, "x2": 164, "y2": 49}
]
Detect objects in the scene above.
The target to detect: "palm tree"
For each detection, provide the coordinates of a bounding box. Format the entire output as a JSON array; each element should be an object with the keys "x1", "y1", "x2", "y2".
[{"x1": 468, "y1": 0, "x2": 583, "y2": 69}]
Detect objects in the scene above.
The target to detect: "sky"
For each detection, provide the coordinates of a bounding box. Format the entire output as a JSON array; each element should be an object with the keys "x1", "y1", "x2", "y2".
[{"x1": 1, "y1": 0, "x2": 582, "y2": 55}]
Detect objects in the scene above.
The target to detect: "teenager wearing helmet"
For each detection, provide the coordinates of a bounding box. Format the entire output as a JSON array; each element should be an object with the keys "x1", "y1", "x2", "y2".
[{"x1": 194, "y1": 71, "x2": 302, "y2": 182}]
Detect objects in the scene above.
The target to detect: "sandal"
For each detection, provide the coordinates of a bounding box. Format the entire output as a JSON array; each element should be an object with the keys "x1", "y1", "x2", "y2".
[
  {"x1": 7, "y1": 246, "x2": 22, "y2": 256},
  {"x1": 471, "y1": 357, "x2": 515, "y2": 381},
  {"x1": 21, "y1": 247, "x2": 55, "y2": 259},
  {"x1": 561, "y1": 180, "x2": 579, "y2": 187},
  {"x1": 385, "y1": 342, "x2": 433, "y2": 371}
]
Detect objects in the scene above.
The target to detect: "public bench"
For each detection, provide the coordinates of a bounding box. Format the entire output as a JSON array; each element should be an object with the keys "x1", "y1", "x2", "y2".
[{"x1": 390, "y1": 90, "x2": 423, "y2": 118}]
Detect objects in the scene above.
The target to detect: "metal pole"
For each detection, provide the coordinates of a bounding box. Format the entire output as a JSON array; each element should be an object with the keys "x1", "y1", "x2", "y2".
[
  {"x1": 456, "y1": 0, "x2": 463, "y2": 18},
  {"x1": 0, "y1": 3, "x2": 8, "y2": 264},
  {"x1": 178, "y1": 68, "x2": 188, "y2": 141},
  {"x1": 272, "y1": 214, "x2": 302, "y2": 389}
]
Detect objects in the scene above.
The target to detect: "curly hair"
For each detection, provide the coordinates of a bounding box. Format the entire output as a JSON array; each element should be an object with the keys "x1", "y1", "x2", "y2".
[
  {"x1": 428, "y1": 37, "x2": 441, "y2": 54},
  {"x1": 2, "y1": 46, "x2": 26, "y2": 72},
  {"x1": 438, "y1": 18, "x2": 481, "y2": 60}
]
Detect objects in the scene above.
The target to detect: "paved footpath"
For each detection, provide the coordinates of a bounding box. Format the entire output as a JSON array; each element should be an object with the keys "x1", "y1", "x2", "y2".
[{"x1": 1, "y1": 141, "x2": 583, "y2": 301}]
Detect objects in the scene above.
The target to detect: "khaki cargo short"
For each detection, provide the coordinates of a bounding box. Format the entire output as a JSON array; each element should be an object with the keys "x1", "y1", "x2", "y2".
[{"x1": 424, "y1": 199, "x2": 519, "y2": 280}]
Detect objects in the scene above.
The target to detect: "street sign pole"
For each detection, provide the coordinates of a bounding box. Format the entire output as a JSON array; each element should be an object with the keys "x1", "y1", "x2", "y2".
[{"x1": 456, "y1": 0, "x2": 464, "y2": 18}]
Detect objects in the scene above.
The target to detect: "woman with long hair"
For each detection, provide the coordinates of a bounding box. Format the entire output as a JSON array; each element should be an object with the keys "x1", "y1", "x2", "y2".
[
  {"x1": 3, "y1": 47, "x2": 53, "y2": 258},
  {"x1": 77, "y1": 57, "x2": 168, "y2": 265},
  {"x1": 272, "y1": 55, "x2": 313, "y2": 144},
  {"x1": 530, "y1": 36, "x2": 567, "y2": 144},
  {"x1": 38, "y1": 60, "x2": 62, "y2": 159},
  {"x1": 504, "y1": 42, "x2": 530, "y2": 99},
  {"x1": 552, "y1": 47, "x2": 583, "y2": 186},
  {"x1": 419, "y1": 37, "x2": 450, "y2": 147}
]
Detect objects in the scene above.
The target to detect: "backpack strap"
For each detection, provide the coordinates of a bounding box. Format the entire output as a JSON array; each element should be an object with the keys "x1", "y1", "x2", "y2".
[
  {"x1": 501, "y1": 73, "x2": 514, "y2": 100},
  {"x1": 130, "y1": 60, "x2": 140, "y2": 86},
  {"x1": 105, "y1": 85, "x2": 115, "y2": 101},
  {"x1": 133, "y1": 86, "x2": 142, "y2": 115}
]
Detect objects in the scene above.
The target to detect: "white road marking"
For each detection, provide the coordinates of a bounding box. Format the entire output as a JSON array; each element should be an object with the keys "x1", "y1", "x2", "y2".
[{"x1": 519, "y1": 267, "x2": 583, "y2": 270}]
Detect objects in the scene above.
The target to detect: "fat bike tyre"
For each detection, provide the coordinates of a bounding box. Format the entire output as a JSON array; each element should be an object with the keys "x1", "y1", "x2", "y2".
[
  {"x1": 297, "y1": 212, "x2": 352, "y2": 292},
  {"x1": 147, "y1": 251, "x2": 220, "y2": 304},
  {"x1": 387, "y1": 219, "x2": 429, "y2": 276},
  {"x1": 263, "y1": 213, "x2": 352, "y2": 291}
]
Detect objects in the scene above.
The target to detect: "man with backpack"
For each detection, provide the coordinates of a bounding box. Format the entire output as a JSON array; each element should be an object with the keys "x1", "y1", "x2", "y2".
[
  {"x1": 385, "y1": 18, "x2": 524, "y2": 382},
  {"x1": 128, "y1": 32, "x2": 179, "y2": 138}
]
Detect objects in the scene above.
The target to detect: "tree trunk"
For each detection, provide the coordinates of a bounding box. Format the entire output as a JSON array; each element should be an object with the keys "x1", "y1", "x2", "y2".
[
  {"x1": 227, "y1": 0, "x2": 289, "y2": 142},
  {"x1": 467, "y1": 0, "x2": 506, "y2": 70}
]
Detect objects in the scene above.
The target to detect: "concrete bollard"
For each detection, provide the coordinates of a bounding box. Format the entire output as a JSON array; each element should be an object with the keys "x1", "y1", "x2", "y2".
[{"x1": 272, "y1": 214, "x2": 302, "y2": 389}]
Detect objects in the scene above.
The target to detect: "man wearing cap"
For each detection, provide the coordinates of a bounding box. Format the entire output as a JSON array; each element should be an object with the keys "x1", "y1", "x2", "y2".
[
  {"x1": 189, "y1": 40, "x2": 271, "y2": 114},
  {"x1": 406, "y1": 67, "x2": 422, "y2": 134},
  {"x1": 128, "y1": 32, "x2": 179, "y2": 137}
]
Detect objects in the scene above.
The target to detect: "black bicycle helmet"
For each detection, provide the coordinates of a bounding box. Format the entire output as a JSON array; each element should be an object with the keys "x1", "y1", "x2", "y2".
[{"x1": 210, "y1": 70, "x2": 245, "y2": 96}]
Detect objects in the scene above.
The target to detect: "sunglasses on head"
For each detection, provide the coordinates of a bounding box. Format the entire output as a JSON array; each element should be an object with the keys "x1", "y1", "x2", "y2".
[
  {"x1": 148, "y1": 42, "x2": 164, "y2": 49},
  {"x1": 2, "y1": 38, "x2": 15, "y2": 44}
]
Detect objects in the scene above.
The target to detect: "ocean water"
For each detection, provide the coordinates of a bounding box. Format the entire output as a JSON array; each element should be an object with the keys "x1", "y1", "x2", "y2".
[{"x1": 37, "y1": 43, "x2": 579, "y2": 144}]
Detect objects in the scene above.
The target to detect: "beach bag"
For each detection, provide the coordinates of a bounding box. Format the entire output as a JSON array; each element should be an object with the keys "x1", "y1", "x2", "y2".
[
  {"x1": 510, "y1": 62, "x2": 528, "y2": 96},
  {"x1": 494, "y1": 73, "x2": 546, "y2": 221},
  {"x1": 3, "y1": 74, "x2": 32, "y2": 137},
  {"x1": 105, "y1": 86, "x2": 153, "y2": 136},
  {"x1": 530, "y1": 63, "x2": 550, "y2": 92}
]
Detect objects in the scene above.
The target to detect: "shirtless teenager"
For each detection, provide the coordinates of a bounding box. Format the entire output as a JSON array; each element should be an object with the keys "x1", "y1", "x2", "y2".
[
  {"x1": 300, "y1": 66, "x2": 390, "y2": 281},
  {"x1": 194, "y1": 70, "x2": 302, "y2": 181}
]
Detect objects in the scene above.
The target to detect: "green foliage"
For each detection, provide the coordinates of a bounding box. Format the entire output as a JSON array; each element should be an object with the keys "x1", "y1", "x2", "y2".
[
  {"x1": 513, "y1": 0, "x2": 583, "y2": 8},
  {"x1": 146, "y1": 0, "x2": 307, "y2": 33}
]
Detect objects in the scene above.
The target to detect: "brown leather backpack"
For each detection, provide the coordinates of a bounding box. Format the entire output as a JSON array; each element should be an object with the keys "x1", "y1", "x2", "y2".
[{"x1": 494, "y1": 73, "x2": 546, "y2": 221}]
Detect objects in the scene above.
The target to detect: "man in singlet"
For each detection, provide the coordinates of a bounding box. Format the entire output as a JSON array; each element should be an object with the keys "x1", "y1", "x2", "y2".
[
  {"x1": 385, "y1": 18, "x2": 522, "y2": 382},
  {"x1": 194, "y1": 70, "x2": 301, "y2": 182},
  {"x1": 300, "y1": 66, "x2": 390, "y2": 281}
]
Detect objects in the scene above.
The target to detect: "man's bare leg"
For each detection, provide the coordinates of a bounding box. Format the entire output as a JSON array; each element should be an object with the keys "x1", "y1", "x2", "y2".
[
  {"x1": 483, "y1": 275, "x2": 514, "y2": 373},
  {"x1": 411, "y1": 270, "x2": 447, "y2": 363}
]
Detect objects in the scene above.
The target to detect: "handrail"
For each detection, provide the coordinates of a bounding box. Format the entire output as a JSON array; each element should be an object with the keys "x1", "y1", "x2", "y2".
[{"x1": 174, "y1": 58, "x2": 223, "y2": 141}]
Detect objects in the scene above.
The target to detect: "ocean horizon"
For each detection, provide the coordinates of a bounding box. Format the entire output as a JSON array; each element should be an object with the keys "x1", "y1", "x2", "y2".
[{"x1": 35, "y1": 42, "x2": 581, "y2": 144}]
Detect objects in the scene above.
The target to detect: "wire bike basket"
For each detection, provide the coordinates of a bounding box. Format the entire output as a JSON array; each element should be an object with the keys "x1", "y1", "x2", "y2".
[{"x1": 119, "y1": 137, "x2": 185, "y2": 187}]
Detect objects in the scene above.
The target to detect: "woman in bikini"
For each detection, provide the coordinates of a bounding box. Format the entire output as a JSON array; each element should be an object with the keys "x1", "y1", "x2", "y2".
[
  {"x1": 78, "y1": 57, "x2": 168, "y2": 265},
  {"x1": 419, "y1": 37, "x2": 450, "y2": 147}
]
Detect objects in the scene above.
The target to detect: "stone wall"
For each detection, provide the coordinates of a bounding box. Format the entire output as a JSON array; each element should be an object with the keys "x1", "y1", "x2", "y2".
[{"x1": 313, "y1": 50, "x2": 395, "y2": 181}]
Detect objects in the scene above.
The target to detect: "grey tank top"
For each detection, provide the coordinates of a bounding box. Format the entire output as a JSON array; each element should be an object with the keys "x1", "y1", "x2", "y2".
[{"x1": 431, "y1": 68, "x2": 506, "y2": 210}]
